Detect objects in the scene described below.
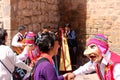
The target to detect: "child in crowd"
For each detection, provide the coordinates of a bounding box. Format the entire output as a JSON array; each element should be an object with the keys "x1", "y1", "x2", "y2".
[{"x1": 17, "y1": 32, "x2": 41, "y2": 67}]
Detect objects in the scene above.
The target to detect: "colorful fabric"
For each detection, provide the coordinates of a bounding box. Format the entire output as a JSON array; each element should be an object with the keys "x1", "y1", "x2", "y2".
[
  {"x1": 87, "y1": 34, "x2": 109, "y2": 54},
  {"x1": 11, "y1": 32, "x2": 24, "y2": 47},
  {"x1": 95, "y1": 52, "x2": 120, "y2": 80},
  {"x1": 40, "y1": 53, "x2": 59, "y2": 75},
  {"x1": 40, "y1": 53, "x2": 54, "y2": 65},
  {"x1": 28, "y1": 47, "x2": 40, "y2": 62},
  {"x1": 25, "y1": 32, "x2": 35, "y2": 44},
  {"x1": 34, "y1": 53, "x2": 64, "y2": 80}
]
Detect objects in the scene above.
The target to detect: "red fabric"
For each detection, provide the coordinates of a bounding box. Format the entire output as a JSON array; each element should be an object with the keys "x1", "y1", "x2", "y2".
[
  {"x1": 59, "y1": 28, "x2": 68, "y2": 71},
  {"x1": 110, "y1": 51, "x2": 120, "y2": 63},
  {"x1": 40, "y1": 53, "x2": 53, "y2": 65},
  {"x1": 95, "y1": 64, "x2": 103, "y2": 80},
  {"x1": 95, "y1": 52, "x2": 120, "y2": 80},
  {"x1": 59, "y1": 28, "x2": 64, "y2": 44},
  {"x1": 28, "y1": 47, "x2": 41, "y2": 63},
  {"x1": 104, "y1": 63, "x2": 114, "y2": 80}
]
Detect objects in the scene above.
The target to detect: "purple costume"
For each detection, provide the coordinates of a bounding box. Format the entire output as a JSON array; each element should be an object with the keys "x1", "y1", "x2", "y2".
[{"x1": 34, "y1": 60, "x2": 64, "y2": 80}]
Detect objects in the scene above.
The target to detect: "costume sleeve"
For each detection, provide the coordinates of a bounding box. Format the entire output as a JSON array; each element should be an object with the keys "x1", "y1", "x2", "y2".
[
  {"x1": 113, "y1": 64, "x2": 120, "y2": 80},
  {"x1": 16, "y1": 46, "x2": 29, "y2": 61},
  {"x1": 14, "y1": 59, "x2": 32, "y2": 72},
  {"x1": 11, "y1": 34, "x2": 23, "y2": 47},
  {"x1": 70, "y1": 30, "x2": 76, "y2": 39},
  {"x1": 43, "y1": 62, "x2": 64, "y2": 80},
  {"x1": 67, "y1": 30, "x2": 76, "y2": 39},
  {"x1": 73, "y1": 61, "x2": 95, "y2": 76},
  {"x1": 7, "y1": 47, "x2": 32, "y2": 72}
]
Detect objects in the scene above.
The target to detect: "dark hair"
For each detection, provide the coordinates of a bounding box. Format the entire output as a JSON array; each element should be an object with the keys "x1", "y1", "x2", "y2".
[
  {"x1": 65, "y1": 23, "x2": 71, "y2": 28},
  {"x1": 42, "y1": 25, "x2": 50, "y2": 29},
  {"x1": 0, "y1": 28, "x2": 8, "y2": 45},
  {"x1": 18, "y1": 26, "x2": 25, "y2": 32},
  {"x1": 35, "y1": 32, "x2": 58, "y2": 53}
]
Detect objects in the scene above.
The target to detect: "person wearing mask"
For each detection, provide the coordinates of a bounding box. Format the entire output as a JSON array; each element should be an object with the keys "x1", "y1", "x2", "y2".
[
  {"x1": 34, "y1": 32, "x2": 68, "y2": 80},
  {"x1": 18, "y1": 31, "x2": 40, "y2": 67},
  {"x1": 0, "y1": 28, "x2": 32, "y2": 80},
  {"x1": 68, "y1": 34, "x2": 120, "y2": 80}
]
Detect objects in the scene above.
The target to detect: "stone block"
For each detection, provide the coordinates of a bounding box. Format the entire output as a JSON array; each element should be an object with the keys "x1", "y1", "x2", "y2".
[
  {"x1": 26, "y1": 1, "x2": 33, "y2": 10},
  {"x1": 32, "y1": 23, "x2": 40, "y2": 32},
  {"x1": 41, "y1": 2, "x2": 46, "y2": 10},
  {"x1": 28, "y1": 24, "x2": 33, "y2": 31},
  {"x1": 31, "y1": 16, "x2": 38, "y2": 23},
  {"x1": 38, "y1": 15, "x2": 43, "y2": 23},
  {"x1": 3, "y1": 5, "x2": 10, "y2": 17},
  {"x1": 47, "y1": 0, "x2": 54, "y2": 4},
  {"x1": 0, "y1": 4, "x2": 2, "y2": 17},
  {"x1": 11, "y1": 18, "x2": 18, "y2": 29},
  {"x1": 22, "y1": 10, "x2": 32, "y2": 16},
  {"x1": 33, "y1": 11, "x2": 41, "y2": 16},
  {"x1": 4, "y1": 0, "x2": 10, "y2": 5},
  {"x1": 3, "y1": 17, "x2": 11, "y2": 29},
  {"x1": 18, "y1": 0, "x2": 27, "y2": 10},
  {"x1": 23, "y1": 17, "x2": 31, "y2": 25}
]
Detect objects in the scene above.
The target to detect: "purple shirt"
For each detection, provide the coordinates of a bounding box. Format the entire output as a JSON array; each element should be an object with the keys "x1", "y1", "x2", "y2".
[{"x1": 34, "y1": 60, "x2": 64, "y2": 80}]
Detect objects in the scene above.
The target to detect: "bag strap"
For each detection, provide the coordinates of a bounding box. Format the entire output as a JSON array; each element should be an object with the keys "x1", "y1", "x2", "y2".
[
  {"x1": 0, "y1": 60, "x2": 12, "y2": 74},
  {"x1": 34, "y1": 58, "x2": 48, "y2": 70},
  {"x1": 27, "y1": 58, "x2": 48, "y2": 80}
]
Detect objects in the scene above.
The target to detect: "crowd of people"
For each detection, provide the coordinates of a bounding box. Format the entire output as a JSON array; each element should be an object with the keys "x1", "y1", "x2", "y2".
[{"x1": 0, "y1": 23, "x2": 120, "y2": 80}]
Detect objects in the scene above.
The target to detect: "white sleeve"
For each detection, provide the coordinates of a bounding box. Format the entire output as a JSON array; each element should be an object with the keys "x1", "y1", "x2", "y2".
[
  {"x1": 11, "y1": 34, "x2": 23, "y2": 47},
  {"x1": 113, "y1": 64, "x2": 120, "y2": 80},
  {"x1": 15, "y1": 59, "x2": 32, "y2": 72},
  {"x1": 7, "y1": 47, "x2": 32, "y2": 72},
  {"x1": 73, "y1": 61, "x2": 95, "y2": 76},
  {"x1": 16, "y1": 46, "x2": 29, "y2": 61}
]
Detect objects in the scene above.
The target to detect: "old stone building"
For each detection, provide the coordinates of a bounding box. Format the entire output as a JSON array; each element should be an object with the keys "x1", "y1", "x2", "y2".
[{"x1": 1, "y1": 0, "x2": 120, "y2": 65}]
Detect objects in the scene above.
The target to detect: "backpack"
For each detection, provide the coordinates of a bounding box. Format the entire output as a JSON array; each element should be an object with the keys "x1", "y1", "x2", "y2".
[{"x1": 25, "y1": 58, "x2": 48, "y2": 80}]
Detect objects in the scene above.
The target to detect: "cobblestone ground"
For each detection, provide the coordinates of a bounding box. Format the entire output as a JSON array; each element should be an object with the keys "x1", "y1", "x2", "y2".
[{"x1": 75, "y1": 73, "x2": 99, "y2": 80}]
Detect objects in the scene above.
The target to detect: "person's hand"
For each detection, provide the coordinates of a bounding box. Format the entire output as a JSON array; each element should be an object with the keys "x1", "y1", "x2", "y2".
[
  {"x1": 63, "y1": 72, "x2": 75, "y2": 80},
  {"x1": 23, "y1": 71, "x2": 31, "y2": 80},
  {"x1": 24, "y1": 44, "x2": 34, "y2": 51},
  {"x1": 63, "y1": 33, "x2": 67, "y2": 38},
  {"x1": 67, "y1": 73, "x2": 75, "y2": 80},
  {"x1": 23, "y1": 66, "x2": 32, "y2": 80},
  {"x1": 63, "y1": 73, "x2": 68, "y2": 80},
  {"x1": 24, "y1": 45, "x2": 30, "y2": 51}
]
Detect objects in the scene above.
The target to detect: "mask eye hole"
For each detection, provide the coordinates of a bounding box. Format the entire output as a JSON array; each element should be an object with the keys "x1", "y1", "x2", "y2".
[{"x1": 90, "y1": 44, "x2": 96, "y2": 49}]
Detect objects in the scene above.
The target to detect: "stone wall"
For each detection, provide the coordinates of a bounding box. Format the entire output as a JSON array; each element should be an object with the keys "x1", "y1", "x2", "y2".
[
  {"x1": 11, "y1": 0, "x2": 60, "y2": 40},
  {"x1": 59, "y1": 0, "x2": 88, "y2": 65},
  {"x1": 0, "y1": 0, "x2": 11, "y2": 45},
  {"x1": 1, "y1": 0, "x2": 60, "y2": 45},
  {"x1": 86, "y1": 0, "x2": 120, "y2": 53},
  {"x1": 0, "y1": 1, "x2": 2, "y2": 27},
  {"x1": 59, "y1": 0, "x2": 120, "y2": 65}
]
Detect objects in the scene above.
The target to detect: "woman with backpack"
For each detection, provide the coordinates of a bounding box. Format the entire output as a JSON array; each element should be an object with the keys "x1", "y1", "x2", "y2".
[
  {"x1": 33, "y1": 32, "x2": 68, "y2": 80},
  {"x1": 0, "y1": 28, "x2": 32, "y2": 80}
]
